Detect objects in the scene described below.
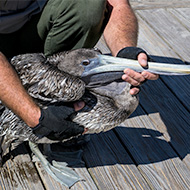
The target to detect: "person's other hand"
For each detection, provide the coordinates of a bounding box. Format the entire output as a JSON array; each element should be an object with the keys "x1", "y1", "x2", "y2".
[
  {"x1": 32, "y1": 101, "x2": 85, "y2": 140},
  {"x1": 117, "y1": 47, "x2": 159, "y2": 95},
  {"x1": 73, "y1": 101, "x2": 85, "y2": 111}
]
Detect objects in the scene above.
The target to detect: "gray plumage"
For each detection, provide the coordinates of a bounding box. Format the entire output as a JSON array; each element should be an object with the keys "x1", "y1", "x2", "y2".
[{"x1": 0, "y1": 48, "x2": 138, "y2": 159}]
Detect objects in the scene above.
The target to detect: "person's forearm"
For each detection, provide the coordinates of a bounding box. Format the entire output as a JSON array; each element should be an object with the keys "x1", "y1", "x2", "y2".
[
  {"x1": 104, "y1": 1, "x2": 138, "y2": 56},
  {"x1": 0, "y1": 52, "x2": 40, "y2": 127}
]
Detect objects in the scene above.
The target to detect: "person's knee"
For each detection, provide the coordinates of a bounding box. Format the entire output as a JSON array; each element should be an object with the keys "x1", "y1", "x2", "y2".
[
  {"x1": 73, "y1": 0, "x2": 107, "y2": 48},
  {"x1": 38, "y1": 0, "x2": 107, "y2": 55},
  {"x1": 39, "y1": 0, "x2": 107, "y2": 32}
]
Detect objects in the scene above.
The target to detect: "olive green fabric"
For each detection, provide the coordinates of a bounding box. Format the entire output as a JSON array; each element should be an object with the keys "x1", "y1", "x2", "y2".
[
  {"x1": 0, "y1": 0, "x2": 107, "y2": 58},
  {"x1": 38, "y1": 0, "x2": 107, "y2": 56}
]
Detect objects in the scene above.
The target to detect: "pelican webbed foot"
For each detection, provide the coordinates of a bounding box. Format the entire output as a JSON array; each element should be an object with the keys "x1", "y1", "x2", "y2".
[{"x1": 29, "y1": 141, "x2": 83, "y2": 188}]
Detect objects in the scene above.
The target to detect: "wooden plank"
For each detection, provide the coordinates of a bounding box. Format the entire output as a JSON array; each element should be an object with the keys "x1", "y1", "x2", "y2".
[
  {"x1": 107, "y1": 8, "x2": 190, "y2": 189},
  {"x1": 136, "y1": 13, "x2": 179, "y2": 58},
  {"x1": 34, "y1": 131, "x2": 151, "y2": 190},
  {"x1": 93, "y1": 7, "x2": 190, "y2": 190},
  {"x1": 136, "y1": 10, "x2": 190, "y2": 169},
  {"x1": 0, "y1": 143, "x2": 44, "y2": 190},
  {"x1": 136, "y1": 13, "x2": 190, "y2": 110},
  {"x1": 35, "y1": 161, "x2": 98, "y2": 190},
  {"x1": 116, "y1": 105, "x2": 190, "y2": 190},
  {"x1": 83, "y1": 131, "x2": 151, "y2": 190},
  {"x1": 131, "y1": 1, "x2": 190, "y2": 10},
  {"x1": 137, "y1": 8, "x2": 190, "y2": 109},
  {"x1": 94, "y1": 8, "x2": 190, "y2": 189},
  {"x1": 137, "y1": 9, "x2": 190, "y2": 122},
  {"x1": 34, "y1": 161, "x2": 98, "y2": 190},
  {"x1": 137, "y1": 8, "x2": 190, "y2": 62},
  {"x1": 95, "y1": 36, "x2": 111, "y2": 54},
  {"x1": 139, "y1": 79, "x2": 190, "y2": 168},
  {"x1": 31, "y1": 143, "x2": 98, "y2": 190},
  {"x1": 168, "y1": 8, "x2": 190, "y2": 31}
]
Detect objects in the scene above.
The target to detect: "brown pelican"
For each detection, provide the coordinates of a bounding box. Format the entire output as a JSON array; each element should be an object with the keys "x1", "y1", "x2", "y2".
[
  {"x1": 0, "y1": 48, "x2": 139, "y2": 187},
  {"x1": 0, "y1": 48, "x2": 190, "y2": 187}
]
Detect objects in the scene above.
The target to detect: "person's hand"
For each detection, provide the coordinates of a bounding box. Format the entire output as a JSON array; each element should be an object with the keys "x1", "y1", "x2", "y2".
[
  {"x1": 117, "y1": 47, "x2": 159, "y2": 95},
  {"x1": 73, "y1": 101, "x2": 85, "y2": 111},
  {"x1": 32, "y1": 101, "x2": 85, "y2": 140}
]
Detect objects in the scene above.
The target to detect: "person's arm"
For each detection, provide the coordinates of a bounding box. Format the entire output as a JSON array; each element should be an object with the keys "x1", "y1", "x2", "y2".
[
  {"x1": 104, "y1": 0, "x2": 158, "y2": 95},
  {"x1": 0, "y1": 52, "x2": 41, "y2": 127},
  {"x1": 0, "y1": 52, "x2": 85, "y2": 139}
]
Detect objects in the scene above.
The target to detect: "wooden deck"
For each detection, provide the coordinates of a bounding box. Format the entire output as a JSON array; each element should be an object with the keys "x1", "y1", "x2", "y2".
[{"x1": 1, "y1": 1, "x2": 190, "y2": 189}]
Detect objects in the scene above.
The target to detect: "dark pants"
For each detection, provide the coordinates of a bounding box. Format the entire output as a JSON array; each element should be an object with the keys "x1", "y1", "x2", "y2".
[{"x1": 0, "y1": 0, "x2": 107, "y2": 58}]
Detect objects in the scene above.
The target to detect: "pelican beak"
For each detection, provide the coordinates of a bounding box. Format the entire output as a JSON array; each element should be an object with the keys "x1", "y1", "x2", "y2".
[{"x1": 80, "y1": 55, "x2": 190, "y2": 87}]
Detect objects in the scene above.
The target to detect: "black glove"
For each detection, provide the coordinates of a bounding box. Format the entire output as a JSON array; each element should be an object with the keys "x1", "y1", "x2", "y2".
[
  {"x1": 117, "y1": 46, "x2": 148, "y2": 60},
  {"x1": 32, "y1": 105, "x2": 84, "y2": 140},
  {"x1": 117, "y1": 47, "x2": 149, "y2": 87}
]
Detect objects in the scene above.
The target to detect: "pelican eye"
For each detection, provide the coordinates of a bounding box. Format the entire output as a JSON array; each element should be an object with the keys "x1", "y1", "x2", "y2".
[{"x1": 82, "y1": 60, "x2": 90, "y2": 66}]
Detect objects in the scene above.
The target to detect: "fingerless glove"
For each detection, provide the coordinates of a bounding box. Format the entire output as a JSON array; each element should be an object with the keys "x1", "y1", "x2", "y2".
[{"x1": 32, "y1": 105, "x2": 84, "y2": 140}]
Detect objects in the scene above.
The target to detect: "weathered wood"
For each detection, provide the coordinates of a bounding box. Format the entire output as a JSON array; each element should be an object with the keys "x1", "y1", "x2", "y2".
[
  {"x1": 136, "y1": 8, "x2": 190, "y2": 170},
  {"x1": 83, "y1": 131, "x2": 151, "y2": 190},
  {"x1": 116, "y1": 105, "x2": 190, "y2": 190},
  {"x1": 136, "y1": 11, "x2": 190, "y2": 109},
  {"x1": 137, "y1": 13, "x2": 179, "y2": 58},
  {"x1": 131, "y1": 1, "x2": 190, "y2": 10},
  {"x1": 95, "y1": 36, "x2": 110, "y2": 54},
  {"x1": 140, "y1": 79, "x2": 190, "y2": 168},
  {"x1": 168, "y1": 8, "x2": 190, "y2": 31},
  {"x1": 0, "y1": 143, "x2": 44, "y2": 190},
  {"x1": 87, "y1": 6, "x2": 190, "y2": 190},
  {"x1": 34, "y1": 161, "x2": 98, "y2": 190},
  {"x1": 104, "y1": 6, "x2": 190, "y2": 189},
  {"x1": 137, "y1": 8, "x2": 190, "y2": 62}
]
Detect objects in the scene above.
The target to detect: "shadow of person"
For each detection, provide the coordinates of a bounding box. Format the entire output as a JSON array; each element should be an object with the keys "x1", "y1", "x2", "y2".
[
  {"x1": 82, "y1": 125, "x2": 181, "y2": 168},
  {"x1": 136, "y1": 54, "x2": 190, "y2": 162}
]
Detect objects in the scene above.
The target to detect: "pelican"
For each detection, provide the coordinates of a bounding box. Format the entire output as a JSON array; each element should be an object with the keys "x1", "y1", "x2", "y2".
[{"x1": 0, "y1": 48, "x2": 190, "y2": 187}]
